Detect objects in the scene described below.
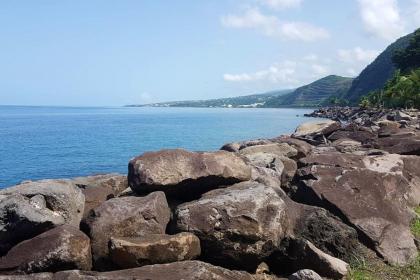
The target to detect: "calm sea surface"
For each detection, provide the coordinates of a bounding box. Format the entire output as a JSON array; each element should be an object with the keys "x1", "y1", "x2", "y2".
[{"x1": 0, "y1": 106, "x2": 316, "y2": 188}]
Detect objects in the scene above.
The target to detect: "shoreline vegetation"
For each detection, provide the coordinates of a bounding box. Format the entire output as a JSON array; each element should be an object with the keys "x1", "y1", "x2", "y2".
[{"x1": 0, "y1": 106, "x2": 419, "y2": 279}]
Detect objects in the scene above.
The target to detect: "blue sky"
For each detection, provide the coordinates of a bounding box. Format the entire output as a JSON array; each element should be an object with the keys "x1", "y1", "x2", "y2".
[{"x1": 0, "y1": 0, "x2": 419, "y2": 106}]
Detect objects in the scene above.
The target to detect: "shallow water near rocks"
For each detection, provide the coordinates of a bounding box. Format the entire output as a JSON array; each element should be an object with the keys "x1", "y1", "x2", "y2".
[{"x1": 0, "y1": 106, "x2": 316, "y2": 188}]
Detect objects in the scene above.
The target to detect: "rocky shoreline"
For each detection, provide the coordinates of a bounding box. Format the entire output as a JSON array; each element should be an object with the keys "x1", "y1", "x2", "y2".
[{"x1": 0, "y1": 108, "x2": 419, "y2": 280}]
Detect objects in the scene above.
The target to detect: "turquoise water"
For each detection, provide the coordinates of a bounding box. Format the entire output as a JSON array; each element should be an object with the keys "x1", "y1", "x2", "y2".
[{"x1": 0, "y1": 106, "x2": 315, "y2": 188}]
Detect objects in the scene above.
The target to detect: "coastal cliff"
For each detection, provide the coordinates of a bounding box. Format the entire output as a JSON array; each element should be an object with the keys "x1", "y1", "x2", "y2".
[{"x1": 0, "y1": 108, "x2": 419, "y2": 280}]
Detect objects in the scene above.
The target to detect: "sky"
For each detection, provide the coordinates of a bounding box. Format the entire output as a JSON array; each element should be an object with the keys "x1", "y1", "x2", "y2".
[{"x1": 0, "y1": 0, "x2": 419, "y2": 106}]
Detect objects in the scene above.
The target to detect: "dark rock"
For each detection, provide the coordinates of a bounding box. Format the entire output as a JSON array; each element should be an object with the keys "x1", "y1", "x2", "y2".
[
  {"x1": 0, "y1": 225, "x2": 91, "y2": 274},
  {"x1": 72, "y1": 174, "x2": 128, "y2": 218},
  {"x1": 128, "y1": 149, "x2": 251, "y2": 199},
  {"x1": 0, "y1": 195, "x2": 65, "y2": 255},
  {"x1": 81, "y1": 192, "x2": 170, "y2": 271},
  {"x1": 109, "y1": 233, "x2": 200, "y2": 269},
  {"x1": 175, "y1": 181, "x2": 288, "y2": 270},
  {"x1": 0, "y1": 180, "x2": 85, "y2": 228},
  {"x1": 294, "y1": 163, "x2": 417, "y2": 265}
]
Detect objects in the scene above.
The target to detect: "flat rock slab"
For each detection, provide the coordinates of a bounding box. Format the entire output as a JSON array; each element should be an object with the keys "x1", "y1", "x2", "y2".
[
  {"x1": 109, "y1": 233, "x2": 201, "y2": 268},
  {"x1": 0, "y1": 225, "x2": 92, "y2": 274},
  {"x1": 128, "y1": 149, "x2": 251, "y2": 199},
  {"x1": 81, "y1": 192, "x2": 170, "y2": 271},
  {"x1": 175, "y1": 181, "x2": 287, "y2": 270}
]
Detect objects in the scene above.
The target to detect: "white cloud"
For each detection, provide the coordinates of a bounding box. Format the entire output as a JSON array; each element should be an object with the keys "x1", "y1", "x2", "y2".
[
  {"x1": 347, "y1": 68, "x2": 358, "y2": 76},
  {"x1": 259, "y1": 0, "x2": 302, "y2": 10},
  {"x1": 303, "y1": 54, "x2": 318, "y2": 61},
  {"x1": 311, "y1": 64, "x2": 329, "y2": 76},
  {"x1": 221, "y1": 8, "x2": 329, "y2": 41},
  {"x1": 358, "y1": 0, "x2": 405, "y2": 40},
  {"x1": 410, "y1": 0, "x2": 420, "y2": 25},
  {"x1": 223, "y1": 63, "x2": 297, "y2": 84},
  {"x1": 223, "y1": 59, "x2": 333, "y2": 87},
  {"x1": 337, "y1": 47, "x2": 379, "y2": 63}
]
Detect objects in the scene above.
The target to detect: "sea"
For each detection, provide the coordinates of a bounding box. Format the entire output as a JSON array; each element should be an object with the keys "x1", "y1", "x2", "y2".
[{"x1": 0, "y1": 106, "x2": 317, "y2": 188}]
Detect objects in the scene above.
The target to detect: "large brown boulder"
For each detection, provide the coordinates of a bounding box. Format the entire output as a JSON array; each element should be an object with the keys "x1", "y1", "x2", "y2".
[
  {"x1": 128, "y1": 149, "x2": 251, "y2": 198},
  {"x1": 175, "y1": 181, "x2": 288, "y2": 270},
  {"x1": 295, "y1": 162, "x2": 418, "y2": 265},
  {"x1": 0, "y1": 225, "x2": 91, "y2": 274},
  {"x1": 0, "y1": 180, "x2": 84, "y2": 227},
  {"x1": 0, "y1": 194, "x2": 65, "y2": 255},
  {"x1": 81, "y1": 192, "x2": 170, "y2": 270},
  {"x1": 109, "y1": 233, "x2": 200, "y2": 269},
  {"x1": 72, "y1": 174, "x2": 128, "y2": 218}
]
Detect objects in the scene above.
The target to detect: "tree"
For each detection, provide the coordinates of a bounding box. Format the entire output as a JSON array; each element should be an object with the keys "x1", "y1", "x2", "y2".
[{"x1": 393, "y1": 28, "x2": 420, "y2": 73}]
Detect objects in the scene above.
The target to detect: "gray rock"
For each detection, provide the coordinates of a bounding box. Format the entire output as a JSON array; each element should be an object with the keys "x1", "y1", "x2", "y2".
[
  {"x1": 0, "y1": 194, "x2": 65, "y2": 255},
  {"x1": 109, "y1": 233, "x2": 200, "y2": 268},
  {"x1": 0, "y1": 225, "x2": 92, "y2": 274},
  {"x1": 0, "y1": 179, "x2": 85, "y2": 227},
  {"x1": 175, "y1": 181, "x2": 288, "y2": 270},
  {"x1": 81, "y1": 191, "x2": 170, "y2": 270},
  {"x1": 288, "y1": 269, "x2": 322, "y2": 280},
  {"x1": 128, "y1": 149, "x2": 251, "y2": 199}
]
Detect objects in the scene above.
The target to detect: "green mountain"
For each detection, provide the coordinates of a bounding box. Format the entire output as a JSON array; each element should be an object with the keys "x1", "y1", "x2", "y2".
[
  {"x1": 127, "y1": 89, "x2": 293, "y2": 108},
  {"x1": 343, "y1": 32, "x2": 413, "y2": 104},
  {"x1": 262, "y1": 75, "x2": 353, "y2": 107}
]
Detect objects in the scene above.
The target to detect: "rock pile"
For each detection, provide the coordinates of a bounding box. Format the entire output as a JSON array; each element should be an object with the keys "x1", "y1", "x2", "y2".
[{"x1": 0, "y1": 108, "x2": 419, "y2": 279}]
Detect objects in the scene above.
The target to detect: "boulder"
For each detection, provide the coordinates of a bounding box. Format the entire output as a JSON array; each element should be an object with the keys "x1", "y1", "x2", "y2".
[
  {"x1": 290, "y1": 204, "x2": 358, "y2": 260},
  {"x1": 292, "y1": 120, "x2": 341, "y2": 139},
  {"x1": 0, "y1": 274, "x2": 53, "y2": 280},
  {"x1": 327, "y1": 129, "x2": 377, "y2": 144},
  {"x1": 295, "y1": 164, "x2": 418, "y2": 265},
  {"x1": 269, "y1": 239, "x2": 348, "y2": 280},
  {"x1": 175, "y1": 181, "x2": 288, "y2": 270},
  {"x1": 72, "y1": 174, "x2": 128, "y2": 218},
  {"x1": 0, "y1": 225, "x2": 91, "y2": 274},
  {"x1": 0, "y1": 179, "x2": 84, "y2": 227},
  {"x1": 109, "y1": 233, "x2": 200, "y2": 268},
  {"x1": 53, "y1": 261, "x2": 257, "y2": 280},
  {"x1": 128, "y1": 149, "x2": 251, "y2": 198},
  {"x1": 239, "y1": 143, "x2": 298, "y2": 159},
  {"x1": 270, "y1": 137, "x2": 313, "y2": 159},
  {"x1": 288, "y1": 269, "x2": 322, "y2": 280},
  {"x1": 278, "y1": 156, "x2": 297, "y2": 186},
  {"x1": 81, "y1": 192, "x2": 170, "y2": 270},
  {"x1": 0, "y1": 194, "x2": 65, "y2": 255},
  {"x1": 332, "y1": 138, "x2": 362, "y2": 153}
]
